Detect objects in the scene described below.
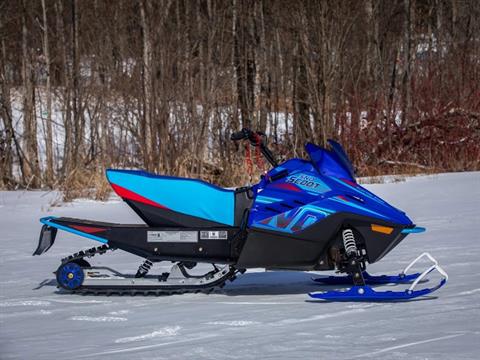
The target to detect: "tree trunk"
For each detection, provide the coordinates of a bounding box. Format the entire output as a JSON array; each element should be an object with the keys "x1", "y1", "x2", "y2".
[
  {"x1": 139, "y1": 0, "x2": 153, "y2": 170},
  {"x1": 41, "y1": 0, "x2": 54, "y2": 186},
  {"x1": 293, "y1": 40, "x2": 310, "y2": 154},
  {"x1": 71, "y1": 0, "x2": 82, "y2": 167},
  {"x1": 231, "y1": 0, "x2": 240, "y2": 130},
  {"x1": 22, "y1": 0, "x2": 40, "y2": 188},
  {"x1": 0, "y1": 29, "x2": 14, "y2": 188},
  {"x1": 256, "y1": 0, "x2": 268, "y2": 132},
  {"x1": 55, "y1": 0, "x2": 72, "y2": 177},
  {"x1": 401, "y1": 0, "x2": 414, "y2": 126},
  {"x1": 245, "y1": 5, "x2": 256, "y2": 128}
]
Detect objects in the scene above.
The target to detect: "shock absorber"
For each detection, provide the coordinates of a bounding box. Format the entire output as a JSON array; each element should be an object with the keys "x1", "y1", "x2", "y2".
[
  {"x1": 342, "y1": 229, "x2": 358, "y2": 257},
  {"x1": 341, "y1": 228, "x2": 366, "y2": 286},
  {"x1": 135, "y1": 259, "x2": 153, "y2": 278}
]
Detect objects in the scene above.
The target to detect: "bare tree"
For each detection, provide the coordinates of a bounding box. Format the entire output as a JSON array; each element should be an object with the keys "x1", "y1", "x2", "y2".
[
  {"x1": 21, "y1": 0, "x2": 40, "y2": 187},
  {"x1": 41, "y1": 0, "x2": 54, "y2": 186},
  {"x1": 0, "y1": 0, "x2": 478, "y2": 192}
]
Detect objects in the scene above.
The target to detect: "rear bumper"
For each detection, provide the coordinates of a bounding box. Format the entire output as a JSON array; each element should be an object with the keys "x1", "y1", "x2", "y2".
[
  {"x1": 39, "y1": 216, "x2": 109, "y2": 244},
  {"x1": 33, "y1": 223, "x2": 58, "y2": 255},
  {"x1": 34, "y1": 216, "x2": 111, "y2": 256}
]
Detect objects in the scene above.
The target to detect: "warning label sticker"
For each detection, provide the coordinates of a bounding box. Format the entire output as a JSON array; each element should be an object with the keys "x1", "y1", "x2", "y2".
[
  {"x1": 147, "y1": 231, "x2": 197, "y2": 243},
  {"x1": 200, "y1": 231, "x2": 228, "y2": 240}
]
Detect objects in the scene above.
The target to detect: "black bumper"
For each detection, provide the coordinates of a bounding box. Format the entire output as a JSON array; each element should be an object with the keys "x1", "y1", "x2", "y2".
[{"x1": 33, "y1": 225, "x2": 58, "y2": 255}]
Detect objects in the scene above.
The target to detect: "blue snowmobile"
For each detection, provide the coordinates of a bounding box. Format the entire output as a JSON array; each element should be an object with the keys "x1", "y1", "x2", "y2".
[{"x1": 34, "y1": 128, "x2": 447, "y2": 301}]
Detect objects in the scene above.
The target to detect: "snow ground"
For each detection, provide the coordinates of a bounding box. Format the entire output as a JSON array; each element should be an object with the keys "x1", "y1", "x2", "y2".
[{"x1": 1, "y1": 172, "x2": 479, "y2": 359}]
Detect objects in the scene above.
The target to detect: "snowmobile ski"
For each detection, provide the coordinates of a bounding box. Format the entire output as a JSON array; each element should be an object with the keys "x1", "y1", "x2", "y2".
[
  {"x1": 309, "y1": 253, "x2": 448, "y2": 301},
  {"x1": 312, "y1": 271, "x2": 421, "y2": 285}
]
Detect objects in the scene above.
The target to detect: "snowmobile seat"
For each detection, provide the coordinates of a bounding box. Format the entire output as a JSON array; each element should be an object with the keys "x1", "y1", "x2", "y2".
[{"x1": 107, "y1": 169, "x2": 237, "y2": 227}]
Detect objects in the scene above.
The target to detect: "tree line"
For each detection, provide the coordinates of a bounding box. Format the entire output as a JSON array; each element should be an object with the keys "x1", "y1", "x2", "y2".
[{"x1": 1, "y1": 0, "x2": 479, "y2": 196}]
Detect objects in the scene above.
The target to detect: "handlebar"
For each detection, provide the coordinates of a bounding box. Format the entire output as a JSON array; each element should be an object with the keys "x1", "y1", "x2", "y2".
[
  {"x1": 230, "y1": 128, "x2": 278, "y2": 167},
  {"x1": 230, "y1": 128, "x2": 264, "y2": 144},
  {"x1": 230, "y1": 129, "x2": 250, "y2": 141}
]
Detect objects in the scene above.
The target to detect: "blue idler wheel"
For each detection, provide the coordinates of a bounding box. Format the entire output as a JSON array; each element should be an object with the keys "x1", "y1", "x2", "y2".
[{"x1": 56, "y1": 262, "x2": 85, "y2": 290}]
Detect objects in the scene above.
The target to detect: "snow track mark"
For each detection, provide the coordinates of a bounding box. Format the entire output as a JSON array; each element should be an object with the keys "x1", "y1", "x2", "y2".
[
  {"x1": 353, "y1": 333, "x2": 464, "y2": 358},
  {"x1": 78, "y1": 334, "x2": 217, "y2": 357},
  {"x1": 47, "y1": 298, "x2": 112, "y2": 304},
  {"x1": 108, "y1": 309, "x2": 130, "y2": 315},
  {"x1": 275, "y1": 308, "x2": 366, "y2": 325},
  {"x1": 69, "y1": 316, "x2": 127, "y2": 322},
  {"x1": 206, "y1": 320, "x2": 260, "y2": 327},
  {"x1": 115, "y1": 326, "x2": 181, "y2": 343},
  {"x1": 0, "y1": 300, "x2": 51, "y2": 307},
  {"x1": 458, "y1": 288, "x2": 480, "y2": 296}
]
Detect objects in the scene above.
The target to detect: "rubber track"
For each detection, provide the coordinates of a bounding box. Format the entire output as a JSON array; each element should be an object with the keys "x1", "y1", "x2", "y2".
[
  {"x1": 59, "y1": 245, "x2": 238, "y2": 296},
  {"x1": 61, "y1": 244, "x2": 115, "y2": 264},
  {"x1": 70, "y1": 269, "x2": 237, "y2": 296}
]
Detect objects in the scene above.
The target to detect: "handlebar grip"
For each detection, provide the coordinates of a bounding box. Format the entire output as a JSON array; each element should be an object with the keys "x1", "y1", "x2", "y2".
[
  {"x1": 230, "y1": 128, "x2": 255, "y2": 141},
  {"x1": 230, "y1": 130, "x2": 247, "y2": 141}
]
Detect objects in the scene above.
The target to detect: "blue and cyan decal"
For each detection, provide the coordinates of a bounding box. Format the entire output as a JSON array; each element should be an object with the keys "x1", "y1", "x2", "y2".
[
  {"x1": 255, "y1": 195, "x2": 283, "y2": 204},
  {"x1": 328, "y1": 196, "x2": 390, "y2": 220},
  {"x1": 252, "y1": 204, "x2": 335, "y2": 233}
]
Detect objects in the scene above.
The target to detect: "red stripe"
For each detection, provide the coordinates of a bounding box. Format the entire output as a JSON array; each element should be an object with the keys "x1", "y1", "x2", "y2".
[
  {"x1": 272, "y1": 183, "x2": 301, "y2": 192},
  {"x1": 341, "y1": 178, "x2": 357, "y2": 187},
  {"x1": 110, "y1": 183, "x2": 169, "y2": 209},
  {"x1": 70, "y1": 225, "x2": 107, "y2": 234}
]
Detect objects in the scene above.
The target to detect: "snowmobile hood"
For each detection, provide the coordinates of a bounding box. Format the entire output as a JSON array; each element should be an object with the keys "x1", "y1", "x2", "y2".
[
  {"x1": 250, "y1": 157, "x2": 413, "y2": 233},
  {"x1": 321, "y1": 175, "x2": 414, "y2": 226},
  {"x1": 305, "y1": 141, "x2": 413, "y2": 226}
]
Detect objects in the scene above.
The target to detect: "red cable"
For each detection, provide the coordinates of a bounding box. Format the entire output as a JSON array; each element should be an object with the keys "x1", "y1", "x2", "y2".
[
  {"x1": 254, "y1": 134, "x2": 264, "y2": 171},
  {"x1": 245, "y1": 141, "x2": 253, "y2": 176}
]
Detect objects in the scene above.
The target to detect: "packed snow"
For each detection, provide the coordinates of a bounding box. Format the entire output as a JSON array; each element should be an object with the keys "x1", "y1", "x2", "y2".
[{"x1": 1, "y1": 172, "x2": 479, "y2": 359}]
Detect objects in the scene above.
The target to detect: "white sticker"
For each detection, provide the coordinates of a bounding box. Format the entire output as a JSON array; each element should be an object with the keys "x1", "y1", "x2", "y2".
[
  {"x1": 147, "y1": 231, "x2": 197, "y2": 243},
  {"x1": 200, "y1": 231, "x2": 228, "y2": 240}
]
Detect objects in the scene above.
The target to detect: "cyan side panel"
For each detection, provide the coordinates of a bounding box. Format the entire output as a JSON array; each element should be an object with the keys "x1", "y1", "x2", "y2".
[{"x1": 107, "y1": 170, "x2": 235, "y2": 226}]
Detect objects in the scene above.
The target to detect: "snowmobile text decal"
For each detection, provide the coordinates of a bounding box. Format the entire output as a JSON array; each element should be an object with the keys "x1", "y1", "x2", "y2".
[
  {"x1": 285, "y1": 174, "x2": 330, "y2": 193},
  {"x1": 200, "y1": 231, "x2": 228, "y2": 240},
  {"x1": 147, "y1": 231, "x2": 197, "y2": 243}
]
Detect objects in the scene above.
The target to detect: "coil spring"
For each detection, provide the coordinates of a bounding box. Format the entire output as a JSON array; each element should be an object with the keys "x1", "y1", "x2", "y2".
[
  {"x1": 135, "y1": 259, "x2": 153, "y2": 278},
  {"x1": 342, "y1": 229, "x2": 358, "y2": 257}
]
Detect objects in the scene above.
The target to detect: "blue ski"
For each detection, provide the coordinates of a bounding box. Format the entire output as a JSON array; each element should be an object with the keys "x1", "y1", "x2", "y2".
[
  {"x1": 308, "y1": 278, "x2": 447, "y2": 302},
  {"x1": 309, "y1": 256, "x2": 448, "y2": 301},
  {"x1": 312, "y1": 271, "x2": 421, "y2": 285}
]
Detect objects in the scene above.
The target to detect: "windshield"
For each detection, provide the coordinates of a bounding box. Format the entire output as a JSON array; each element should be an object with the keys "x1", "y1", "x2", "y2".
[{"x1": 305, "y1": 141, "x2": 356, "y2": 181}]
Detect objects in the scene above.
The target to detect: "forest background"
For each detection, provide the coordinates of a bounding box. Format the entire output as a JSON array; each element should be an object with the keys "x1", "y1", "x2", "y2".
[{"x1": 1, "y1": 0, "x2": 479, "y2": 200}]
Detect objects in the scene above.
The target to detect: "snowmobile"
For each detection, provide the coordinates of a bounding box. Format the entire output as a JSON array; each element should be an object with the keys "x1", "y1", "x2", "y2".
[{"x1": 34, "y1": 128, "x2": 448, "y2": 301}]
